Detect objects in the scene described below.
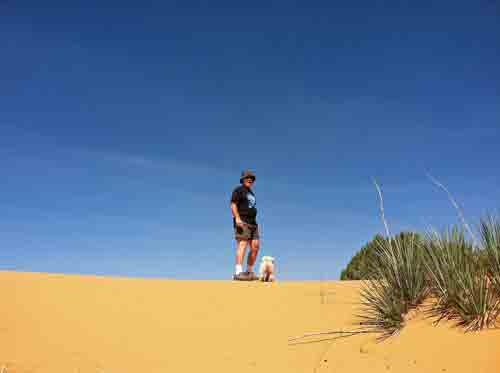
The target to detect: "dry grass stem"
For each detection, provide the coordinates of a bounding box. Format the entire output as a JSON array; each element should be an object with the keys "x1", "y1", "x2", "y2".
[
  {"x1": 289, "y1": 329, "x2": 375, "y2": 342},
  {"x1": 372, "y1": 178, "x2": 391, "y2": 238},
  {"x1": 426, "y1": 172, "x2": 479, "y2": 248}
]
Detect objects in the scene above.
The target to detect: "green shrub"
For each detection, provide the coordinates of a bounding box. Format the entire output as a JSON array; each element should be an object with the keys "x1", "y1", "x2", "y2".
[
  {"x1": 341, "y1": 232, "x2": 423, "y2": 280},
  {"x1": 340, "y1": 234, "x2": 383, "y2": 280}
]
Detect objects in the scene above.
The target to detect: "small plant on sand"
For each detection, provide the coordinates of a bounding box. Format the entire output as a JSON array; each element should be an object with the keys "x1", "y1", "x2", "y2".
[
  {"x1": 359, "y1": 232, "x2": 428, "y2": 338},
  {"x1": 297, "y1": 178, "x2": 500, "y2": 344},
  {"x1": 480, "y1": 215, "x2": 500, "y2": 299},
  {"x1": 355, "y1": 180, "x2": 428, "y2": 337},
  {"x1": 423, "y1": 227, "x2": 499, "y2": 330}
]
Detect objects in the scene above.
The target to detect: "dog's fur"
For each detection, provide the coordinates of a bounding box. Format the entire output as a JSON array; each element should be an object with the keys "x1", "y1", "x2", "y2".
[{"x1": 258, "y1": 255, "x2": 276, "y2": 282}]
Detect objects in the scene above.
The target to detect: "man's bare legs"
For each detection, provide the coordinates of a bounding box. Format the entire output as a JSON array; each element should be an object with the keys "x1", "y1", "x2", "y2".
[
  {"x1": 235, "y1": 238, "x2": 259, "y2": 278},
  {"x1": 247, "y1": 239, "x2": 260, "y2": 272},
  {"x1": 235, "y1": 239, "x2": 248, "y2": 273}
]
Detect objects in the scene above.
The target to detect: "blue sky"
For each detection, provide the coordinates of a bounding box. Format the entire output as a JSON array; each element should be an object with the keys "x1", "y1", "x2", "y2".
[{"x1": 1, "y1": 0, "x2": 499, "y2": 279}]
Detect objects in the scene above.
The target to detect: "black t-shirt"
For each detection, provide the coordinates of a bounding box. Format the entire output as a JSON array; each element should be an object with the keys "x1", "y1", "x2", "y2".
[{"x1": 230, "y1": 185, "x2": 257, "y2": 225}]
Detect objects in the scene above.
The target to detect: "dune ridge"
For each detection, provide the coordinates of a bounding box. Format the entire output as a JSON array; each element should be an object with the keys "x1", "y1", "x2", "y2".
[{"x1": 2, "y1": 270, "x2": 499, "y2": 373}]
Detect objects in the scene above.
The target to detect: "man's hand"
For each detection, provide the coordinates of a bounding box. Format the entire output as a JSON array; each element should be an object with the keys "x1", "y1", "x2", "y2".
[{"x1": 231, "y1": 202, "x2": 244, "y2": 227}]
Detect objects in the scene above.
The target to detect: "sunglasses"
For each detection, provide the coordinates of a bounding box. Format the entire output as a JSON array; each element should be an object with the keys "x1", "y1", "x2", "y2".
[{"x1": 245, "y1": 178, "x2": 254, "y2": 183}]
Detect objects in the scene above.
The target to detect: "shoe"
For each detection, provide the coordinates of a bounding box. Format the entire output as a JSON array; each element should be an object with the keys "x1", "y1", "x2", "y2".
[
  {"x1": 246, "y1": 271, "x2": 259, "y2": 281},
  {"x1": 233, "y1": 272, "x2": 252, "y2": 281}
]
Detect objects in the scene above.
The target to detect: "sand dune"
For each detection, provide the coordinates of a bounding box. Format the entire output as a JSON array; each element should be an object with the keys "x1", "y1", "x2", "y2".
[{"x1": 2, "y1": 270, "x2": 499, "y2": 373}]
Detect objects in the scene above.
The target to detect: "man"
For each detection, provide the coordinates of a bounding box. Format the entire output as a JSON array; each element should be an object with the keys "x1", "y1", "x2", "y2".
[{"x1": 230, "y1": 170, "x2": 260, "y2": 281}]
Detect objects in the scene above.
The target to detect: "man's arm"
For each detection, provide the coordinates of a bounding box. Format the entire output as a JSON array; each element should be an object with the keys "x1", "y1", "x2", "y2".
[{"x1": 230, "y1": 202, "x2": 243, "y2": 226}]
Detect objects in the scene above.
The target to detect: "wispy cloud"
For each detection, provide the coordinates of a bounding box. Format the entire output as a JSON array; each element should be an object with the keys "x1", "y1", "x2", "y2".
[
  {"x1": 75, "y1": 148, "x2": 233, "y2": 179},
  {"x1": 0, "y1": 125, "x2": 235, "y2": 176},
  {"x1": 97, "y1": 152, "x2": 170, "y2": 170}
]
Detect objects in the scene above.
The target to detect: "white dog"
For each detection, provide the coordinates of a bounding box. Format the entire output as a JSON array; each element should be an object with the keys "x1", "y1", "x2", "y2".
[{"x1": 259, "y1": 255, "x2": 276, "y2": 282}]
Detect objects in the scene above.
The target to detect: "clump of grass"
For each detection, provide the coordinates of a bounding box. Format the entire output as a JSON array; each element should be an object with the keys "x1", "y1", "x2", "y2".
[
  {"x1": 356, "y1": 178, "x2": 500, "y2": 338},
  {"x1": 359, "y1": 277, "x2": 406, "y2": 338},
  {"x1": 423, "y1": 226, "x2": 499, "y2": 330},
  {"x1": 359, "y1": 233, "x2": 428, "y2": 338},
  {"x1": 480, "y1": 215, "x2": 500, "y2": 298}
]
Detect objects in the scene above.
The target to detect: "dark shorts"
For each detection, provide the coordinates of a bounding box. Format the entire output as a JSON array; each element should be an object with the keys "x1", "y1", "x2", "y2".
[{"x1": 234, "y1": 223, "x2": 260, "y2": 241}]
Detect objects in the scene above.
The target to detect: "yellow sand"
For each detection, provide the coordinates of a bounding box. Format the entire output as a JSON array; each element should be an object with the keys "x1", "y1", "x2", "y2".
[{"x1": 2, "y1": 270, "x2": 499, "y2": 373}]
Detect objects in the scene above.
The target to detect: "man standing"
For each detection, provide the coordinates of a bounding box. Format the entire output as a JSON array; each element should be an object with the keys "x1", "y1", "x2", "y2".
[{"x1": 230, "y1": 170, "x2": 260, "y2": 281}]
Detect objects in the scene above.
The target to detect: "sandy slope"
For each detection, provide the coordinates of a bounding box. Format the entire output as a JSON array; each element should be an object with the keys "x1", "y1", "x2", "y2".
[{"x1": 2, "y1": 271, "x2": 499, "y2": 373}]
